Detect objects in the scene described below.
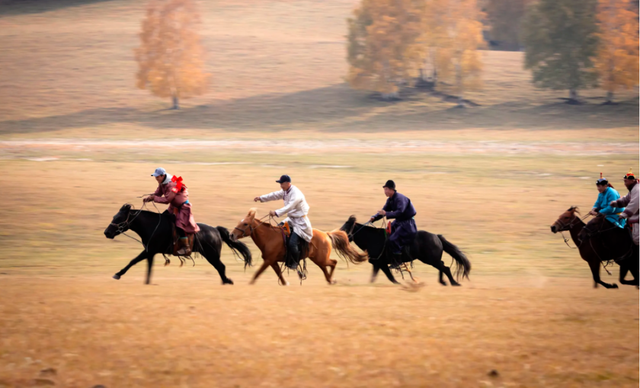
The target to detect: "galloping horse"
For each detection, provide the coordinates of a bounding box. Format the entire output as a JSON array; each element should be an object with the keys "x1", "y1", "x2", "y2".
[
  {"x1": 104, "y1": 204, "x2": 252, "y2": 284},
  {"x1": 340, "y1": 216, "x2": 471, "y2": 285},
  {"x1": 550, "y1": 206, "x2": 638, "y2": 288},
  {"x1": 229, "y1": 208, "x2": 368, "y2": 285}
]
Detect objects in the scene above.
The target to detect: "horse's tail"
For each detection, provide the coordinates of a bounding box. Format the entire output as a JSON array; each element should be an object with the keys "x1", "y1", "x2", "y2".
[
  {"x1": 438, "y1": 234, "x2": 471, "y2": 280},
  {"x1": 327, "y1": 230, "x2": 368, "y2": 264},
  {"x1": 217, "y1": 226, "x2": 253, "y2": 268}
]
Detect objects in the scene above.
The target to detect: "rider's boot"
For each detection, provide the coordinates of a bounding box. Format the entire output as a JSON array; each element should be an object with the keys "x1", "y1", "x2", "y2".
[
  {"x1": 390, "y1": 252, "x2": 403, "y2": 269},
  {"x1": 176, "y1": 237, "x2": 191, "y2": 256}
]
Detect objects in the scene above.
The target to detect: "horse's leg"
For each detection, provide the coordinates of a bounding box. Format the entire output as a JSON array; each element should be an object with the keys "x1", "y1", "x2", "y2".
[
  {"x1": 270, "y1": 262, "x2": 289, "y2": 286},
  {"x1": 145, "y1": 255, "x2": 155, "y2": 285},
  {"x1": 201, "y1": 245, "x2": 233, "y2": 285},
  {"x1": 433, "y1": 260, "x2": 460, "y2": 286},
  {"x1": 588, "y1": 259, "x2": 618, "y2": 289},
  {"x1": 313, "y1": 256, "x2": 334, "y2": 285},
  {"x1": 438, "y1": 261, "x2": 447, "y2": 286},
  {"x1": 378, "y1": 263, "x2": 400, "y2": 285},
  {"x1": 250, "y1": 259, "x2": 273, "y2": 285},
  {"x1": 370, "y1": 263, "x2": 380, "y2": 283},
  {"x1": 113, "y1": 251, "x2": 148, "y2": 280},
  {"x1": 327, "y1": 259, "x2": 337, "y2": 284}
]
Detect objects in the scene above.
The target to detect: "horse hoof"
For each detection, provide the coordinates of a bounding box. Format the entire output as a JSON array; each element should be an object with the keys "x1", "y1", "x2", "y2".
[
  {"x1": 223, "y1": 279, "x2": 234, "y2": 285},
  {"x1": 439, "y1": 282, "x2": 447, "y2": 286},
  {"x1": 112, "y1": 274, "x2": 121, "y2": 280},
  {"x1": 612, "y1": 283, "x2": 619, "y2": 289},
  {"x1": 451, "y1": 283, "x2": 461, "y2": 287},
  {"x1": 331, "y1": 280, "x2": 337, "y2": 285}
]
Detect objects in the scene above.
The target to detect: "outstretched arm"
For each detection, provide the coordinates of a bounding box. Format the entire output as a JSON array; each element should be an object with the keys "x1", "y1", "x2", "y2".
[{"x1": 256, "y1": 190, "x2": 285, "y2": 203}]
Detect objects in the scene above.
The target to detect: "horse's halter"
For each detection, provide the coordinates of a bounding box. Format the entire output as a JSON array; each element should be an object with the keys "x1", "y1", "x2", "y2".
[
  {"x1": 109, "y1": 209, "x2": 137, "y2": 235},
  {"x1": 233, "y1": 221, "x2": 255, "y2": 239},
  {"x1": 554, "y1": 213, "x2": 581, "y2": 232}
]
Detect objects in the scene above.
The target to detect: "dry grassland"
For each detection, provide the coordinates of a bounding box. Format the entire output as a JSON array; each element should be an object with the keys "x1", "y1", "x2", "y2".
[{"x1": 0, "y1": 0, "x2": 639, "y2": 387}]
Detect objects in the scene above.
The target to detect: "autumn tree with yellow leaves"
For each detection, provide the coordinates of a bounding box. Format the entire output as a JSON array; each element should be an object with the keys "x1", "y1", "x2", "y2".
[
  {"x1": 346, "y1": 0, "x2": 423, "y2": 100},
  {"x1": 425, "y1": 0, "x2": 484, "y2": 106},
  {"x1": 135, "y1": 0, "x2": 210, "y2": 109},
  {"x1": 347, "y1": 0, "x2": 484, "y2": 105},
  {"x1": 595, "y1": 0, "x2": 639, "y2": 104}
]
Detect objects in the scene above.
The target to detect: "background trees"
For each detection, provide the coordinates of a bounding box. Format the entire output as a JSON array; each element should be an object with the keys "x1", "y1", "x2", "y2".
[{"x1": 135, "y1": 0, "x2": 210, "y2": 109}]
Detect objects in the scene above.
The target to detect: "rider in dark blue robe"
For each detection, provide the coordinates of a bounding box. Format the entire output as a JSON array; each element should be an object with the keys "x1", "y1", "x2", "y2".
[{"x1": 370, "y1": 180, "x2": 417, "y2": 263}]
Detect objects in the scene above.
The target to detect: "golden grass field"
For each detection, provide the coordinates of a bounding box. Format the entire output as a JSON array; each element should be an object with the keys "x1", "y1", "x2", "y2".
[{"x1": 0, "y1": 0, "x2": 639, "y2": 387}]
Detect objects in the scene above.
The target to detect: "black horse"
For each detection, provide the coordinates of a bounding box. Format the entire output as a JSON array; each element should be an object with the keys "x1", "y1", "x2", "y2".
[
  {"x1": 340, "y1": 216, "x2": 471, "y2": 285},
  {"x1": 104, "y1": 204, "x2": 252, "y2": 284},
  {"x1": 577, "y1": 213, "x2": 638, "y2": 287}
]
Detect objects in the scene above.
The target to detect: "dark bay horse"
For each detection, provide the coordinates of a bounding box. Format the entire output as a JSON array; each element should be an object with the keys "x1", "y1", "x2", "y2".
[
  {"x1": 340, "y1": 216, "x2": 471, "y2": 285},
  {"x1": 104, "y1": 204, "x2": 252, "y2": 284},
  {"x1": 229, "y1": 208, "x2": 368, "y2": 285},
  {"x1": 550, "y1": 206, "x2": 638, "y2": 288}
]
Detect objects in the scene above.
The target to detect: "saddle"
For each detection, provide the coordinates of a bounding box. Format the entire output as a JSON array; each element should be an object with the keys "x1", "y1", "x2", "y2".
[{"x1": 278, "y1": 221, "x2": 309, "y2": 262}]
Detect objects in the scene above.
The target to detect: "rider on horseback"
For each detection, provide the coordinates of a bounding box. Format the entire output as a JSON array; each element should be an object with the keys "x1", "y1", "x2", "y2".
[
  {"x1": 144, "y1": 167, "x2": 200, "y2": 256},
  {"x1": 588, "y1": 173, "x2": 626, "y2": 229},
  {"x1": 610, "y1": 169, "x2": 639, "y2": 245},
  {"x1": 369, "y1": 180, "x2": 417, "y2": 265},
  {"x1": 254, "y1": 175, "x2": 312, "y2": 270}
]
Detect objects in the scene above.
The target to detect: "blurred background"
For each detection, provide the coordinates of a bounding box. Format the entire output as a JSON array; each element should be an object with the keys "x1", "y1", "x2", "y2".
[{"x1": 0, "y1": 0, "x2": 638, "y2": 387}]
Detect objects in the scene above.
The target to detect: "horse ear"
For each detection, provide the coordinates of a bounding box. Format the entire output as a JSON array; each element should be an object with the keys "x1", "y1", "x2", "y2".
[
  {"x1": 348, "y1": 215, "x2": 357, "y2": 223},
  {"x1": 121, "y1": 204, "x2": 132, "y2": 211},
  {"x1": 248, "y1": 208, "x2": 257, "y2": 218}
]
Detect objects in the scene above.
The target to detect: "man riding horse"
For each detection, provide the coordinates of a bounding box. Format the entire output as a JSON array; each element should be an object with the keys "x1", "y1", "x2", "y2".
[
  {"x1": 610, "y1": 169, "x2": 639, "y2": 245},
  {"x1": 588, "y1": 173, "x2": 625, "y2": 229},
  {"x1": 143, "y1": 167, "x2": 199, "y2": 256},
  {"x1": 254, "y1": 175, "x2": 312, "y2": 270},
  {"x1": 369, "y1": 180, "x2": 417, "y2": 265}
]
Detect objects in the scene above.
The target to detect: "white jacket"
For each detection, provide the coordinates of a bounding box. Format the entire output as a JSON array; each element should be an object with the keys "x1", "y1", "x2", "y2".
[{"x1": 259, "y1": 185, "x2": 313, "y2": 242}]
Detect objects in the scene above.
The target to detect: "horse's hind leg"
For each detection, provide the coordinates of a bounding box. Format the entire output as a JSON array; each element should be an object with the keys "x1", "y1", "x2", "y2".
[
  {"x1": 433, "y1": 260, "x2": 460, "y2": 286},
  {"x1": 114, "y1": 251, "x2": 148, "y2": 281},
  {"x1": 201, "y1": 245, "x2": 233, "y2": 285},
  {"x1": 327, "y1": 259, "x2": 337, "y2": 284},
  {"x1": 438, "y1": 262, "x2": 447, "y2": 286}
]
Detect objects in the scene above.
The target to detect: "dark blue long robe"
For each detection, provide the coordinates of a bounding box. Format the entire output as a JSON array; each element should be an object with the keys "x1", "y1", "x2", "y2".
[{"x1": 372, "y1": 192, "x2": 417, "y2": 254}]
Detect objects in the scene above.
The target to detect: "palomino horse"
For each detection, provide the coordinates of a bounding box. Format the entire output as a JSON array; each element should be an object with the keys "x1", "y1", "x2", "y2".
[
  {"x1": 550, "y1": 206, "x2": 638, "y2": 288},
  {"x1": 230, "y1": 208, "x2": 368, "y2": 285}
]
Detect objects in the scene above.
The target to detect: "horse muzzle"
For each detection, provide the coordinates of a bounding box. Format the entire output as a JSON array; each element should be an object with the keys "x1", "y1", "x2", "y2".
[{"x1": 550, "y1": 225, "x2": 557, "y2": 234}]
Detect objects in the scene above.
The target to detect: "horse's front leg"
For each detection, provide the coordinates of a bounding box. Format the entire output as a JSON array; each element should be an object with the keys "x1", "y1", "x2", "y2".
[
  {"x1": 145, "y1": 254, "x2": 155, "y2": 285},
  {"x1": 439, "y1": 261, "x2": 447, "y2": 286},
  {"x1": 250, "y1": 257, "x2": 273, "y2": 285},
  {"x1": 370, "y1": 262, "x2": 381, "y2": 283},
  {"x1": 588, "y1": 259, "x2": 618, "y2": 289},
  {"x1": 113, "y1": 251, "x2": 148, "y2": 280},
  {"x1": 378, "y1": 262, "x2": 400, "y2": 285},
  {"x1": 270, "y1": 262, "x2": 289, "y2": 286}
]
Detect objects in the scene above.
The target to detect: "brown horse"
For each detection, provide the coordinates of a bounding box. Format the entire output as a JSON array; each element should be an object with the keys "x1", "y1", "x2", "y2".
[
  {"x1": 550, "y1": 206, "x2": 638, "y2": 288},
  {"x1": 230, "y1": 208, "x2": 368, "y2": 285}
]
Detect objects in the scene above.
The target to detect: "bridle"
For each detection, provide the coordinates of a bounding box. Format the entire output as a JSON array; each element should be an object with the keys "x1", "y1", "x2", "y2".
[
  {"x1": 345, "y1": 220, "x2": 373, "y2": 242},
  {"x1": 233, "y1": 215, "x2": 274, "y2": 239},
  {"x1": 553, "y1": 212, "x2": 586, "y2": 249}
]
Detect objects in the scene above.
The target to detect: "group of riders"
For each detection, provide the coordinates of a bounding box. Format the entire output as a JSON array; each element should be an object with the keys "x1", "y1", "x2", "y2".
[
  {"x1": 142, "y1": 166, "x2": 639, "y2": 268},
  {"x1": 143, "y1": 168, "x2": 418, "y2": 269},
  {"x1": 588, "y1": 169, "x2": 639, "y2": 246}
]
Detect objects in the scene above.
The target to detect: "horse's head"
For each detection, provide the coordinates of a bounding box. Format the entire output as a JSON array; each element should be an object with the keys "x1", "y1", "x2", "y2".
[
  {"x1": 104, "y1": 204, "x2": 133, "y2": 239},
  {"x1": 230, "y1": 208, "x2": 258, "y2": 242},
  {"x1": 340, "y1": 215, "x2": 358, "y2": 241},
  {"x1": 550, "y1": 206, "x2": 580, "y2": 234}
]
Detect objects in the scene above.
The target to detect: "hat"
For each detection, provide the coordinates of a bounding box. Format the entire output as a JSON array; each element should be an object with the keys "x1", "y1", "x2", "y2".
[
  {"x1": 151, "y1": 167, "x2": 167, "y2": 177},
  {"x1": 276, "y1": 175, "x2": 291, "y2": 183},
  {"x1": 596, "y1": 172, "x2": 608, "y2": 186},
  {"x1": 624, "y1": 168, "x2": 636, "y2": 180},
  {"x1": 383, "y1": 180, "x2": 396, "y2": 190}
]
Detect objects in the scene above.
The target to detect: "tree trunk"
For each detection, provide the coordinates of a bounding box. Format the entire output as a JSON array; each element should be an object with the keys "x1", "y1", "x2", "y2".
[
  {"x1": 172, "y1": 95, "x2": 179, "y2": 110},
  {"x1": 568, "y1": 89, "x2": 579, "y2": 104},
  {"x1": 605, "y1": 90, "x2": 614, "y2": 104}
]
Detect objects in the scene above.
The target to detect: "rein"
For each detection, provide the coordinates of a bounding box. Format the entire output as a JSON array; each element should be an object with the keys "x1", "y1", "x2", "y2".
[
  {"x1": 555, "y1": 213, "x2": 590, "y2": 249},
  {"x1": 112, "y1": 202, "x2": 163, "y2": 252},
  {"x1": 233, "y1": 214, "x2": 277, "y2": 238}
]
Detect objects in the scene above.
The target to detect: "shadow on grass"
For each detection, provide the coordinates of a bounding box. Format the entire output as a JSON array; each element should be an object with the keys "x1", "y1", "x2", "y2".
[
  {"x1": 0, "y1": 84, "x2": 637, "y2": 134},
  {"x1": 0, "y1": 0, "x2": 116, "y2": 16}
]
